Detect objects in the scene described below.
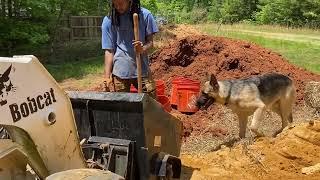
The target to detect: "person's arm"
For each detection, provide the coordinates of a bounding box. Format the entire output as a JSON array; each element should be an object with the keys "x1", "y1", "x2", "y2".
[
  {"x1": 142, "y1": 34, "x2": 154, "y2": 54},
  {"x1": 104, "y1": 49, "x2": 113, "y2": 79},
  {"x1": 101, "y1": 16, "x2": 115, "y2": 87},
  {"x1": 104, "y1": 49, "x2": 113, "y2": 87},
  {"x1": 133, "y1": 10, "x2": 158, "y2": 55}
]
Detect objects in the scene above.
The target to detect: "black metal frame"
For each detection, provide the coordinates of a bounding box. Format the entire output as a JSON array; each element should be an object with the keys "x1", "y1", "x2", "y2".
[{"x1": 82, "y1": 136, "x2": 136, "y2": 180}]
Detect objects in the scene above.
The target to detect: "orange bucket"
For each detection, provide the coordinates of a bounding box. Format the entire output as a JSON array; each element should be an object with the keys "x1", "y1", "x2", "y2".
[
  {"x1": 155, "y1": 80, "x2": 165, "y2": 96},
  {"x1": 170, "y1": 77, "x2": 187, "y2": 107},
  {"x1": 157, "y1": 95, "x2": 172, "y2": 112},
  {"x1": 171, "y1": 77, "x2": 199, "y2": 108},
  {"x1": 177, "y1": 81, "x2": 200, "y2": 113},
  {"x1": 130, "y1": 84, "x2": 138, "y2": 93}
]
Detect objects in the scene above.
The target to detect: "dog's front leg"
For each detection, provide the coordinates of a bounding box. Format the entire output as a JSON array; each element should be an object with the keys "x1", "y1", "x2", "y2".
[
  {"x1": 238, "y1": 114, "x2": 249, "y2": 139},
  {"x1": 249, "y1": 106, "x2": 266, "y2": 137}
]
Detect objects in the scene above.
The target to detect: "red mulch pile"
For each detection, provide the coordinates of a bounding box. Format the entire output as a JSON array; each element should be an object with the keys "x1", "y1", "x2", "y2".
[{"x1": 150, "y1": 35, "x2": 320, "y2": 138}]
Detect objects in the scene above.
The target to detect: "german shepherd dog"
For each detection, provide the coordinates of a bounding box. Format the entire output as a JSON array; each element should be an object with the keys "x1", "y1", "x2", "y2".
[{"x1": 196, "y1": 73, "x2": 296, "y2": 138}]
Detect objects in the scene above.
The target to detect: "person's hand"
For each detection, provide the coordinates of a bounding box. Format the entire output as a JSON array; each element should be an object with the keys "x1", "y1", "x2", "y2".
[
  {"x1": 104, "y1": 77, "x2": 112, "y2": 86},
  {"x1": 133, "y1": 40, "x2": 144, "y2": 54},
  {"x1": 103, "y1": 77, "x2": 112, "y2": 91}
]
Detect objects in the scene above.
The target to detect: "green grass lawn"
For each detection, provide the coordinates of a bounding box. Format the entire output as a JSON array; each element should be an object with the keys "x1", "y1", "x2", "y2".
[
  {"x1": 45, "y1": 56, "x2": 104, "y2": 82},
  {"x1": 197, "y1": 23, "x2": 320, "y2": 74},
  {"x1": 201, "y1": 23, "x2": 320, "y2": 36}
]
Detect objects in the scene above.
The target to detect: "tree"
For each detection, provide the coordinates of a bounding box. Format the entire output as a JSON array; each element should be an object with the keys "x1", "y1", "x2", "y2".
[
  {"x1": 207, "y1": 0, "x2": 223, "y2": 22},
  {"x1": 256, "y1": 0, "x2": 320, "y2": 28},
  {"x1": 0, "y1": 0, "x2": 110, "y2": 56},
  {"x1": 220, "y1": 0, "x2": 258, "y2": 23},
  {"x1": 141, "y1": 0, "x2": 158, "y2": 14}
]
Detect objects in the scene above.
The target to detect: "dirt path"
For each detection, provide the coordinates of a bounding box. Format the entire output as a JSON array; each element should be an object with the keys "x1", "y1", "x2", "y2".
[{"x1": 59, "y1": 74, "x2": 104, "y2": 91}]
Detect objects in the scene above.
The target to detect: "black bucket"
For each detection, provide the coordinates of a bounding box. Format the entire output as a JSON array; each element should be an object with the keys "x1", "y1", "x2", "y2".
[{"x1": 67, "y1": 91, "x2": 182, "y2": 179}]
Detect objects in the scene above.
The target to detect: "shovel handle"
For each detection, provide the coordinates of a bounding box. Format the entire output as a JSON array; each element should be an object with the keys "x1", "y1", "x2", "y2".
[{"x1": 133, "y1": 13, "x2": 143, "y2": 93}]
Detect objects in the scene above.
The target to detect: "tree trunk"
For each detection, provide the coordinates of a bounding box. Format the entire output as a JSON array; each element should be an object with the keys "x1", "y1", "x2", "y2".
[
  {"x1": 1, "y1": 0, "x2": 6, "y2": 17},
  {"x1": 13, "y1": 0, "x2": 20, "y2": 17},
  {"x1": 50, "y1": 0, "x2": 68, "y2": 54},
  {"x1": 7, "y1": 0, "x2": 11, "y2": 17}
]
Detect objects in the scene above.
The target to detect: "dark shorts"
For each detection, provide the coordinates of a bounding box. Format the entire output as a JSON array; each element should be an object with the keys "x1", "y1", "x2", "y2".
[{"x1": 113, "y1": 75, "x2": 156, "y2": 98}]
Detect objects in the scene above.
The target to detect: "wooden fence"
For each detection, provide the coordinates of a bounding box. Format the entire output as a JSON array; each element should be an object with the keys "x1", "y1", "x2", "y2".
[{"x1": 57, "y1": 16, "x2": 104, "y2": 41}]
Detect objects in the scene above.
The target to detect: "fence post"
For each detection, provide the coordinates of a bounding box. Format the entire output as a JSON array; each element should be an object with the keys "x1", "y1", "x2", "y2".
[
  {"x1": 66, "y1": 16, "x2": 103, "y2": 41},
  {"x1": 69, "y1": 16, "x2": 74, "y2": 41}
]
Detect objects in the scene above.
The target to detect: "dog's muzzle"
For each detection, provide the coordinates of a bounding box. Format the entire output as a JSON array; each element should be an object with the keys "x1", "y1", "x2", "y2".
[{"x1": 196, "y1": 92, "x2": 215, "y2": 110}]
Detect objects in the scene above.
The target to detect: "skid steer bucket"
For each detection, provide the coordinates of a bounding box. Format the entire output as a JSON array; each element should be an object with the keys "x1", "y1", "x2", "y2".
[{"x1": 67, "y1": 91, "x2": 183, "y2": 179}]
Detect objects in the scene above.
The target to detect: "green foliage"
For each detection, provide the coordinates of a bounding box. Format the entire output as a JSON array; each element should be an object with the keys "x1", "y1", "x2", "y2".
[
  {"x1": 0, "y1": 0, "x2": 109, "y2": 56},
  {"x1": 207, "y1": 0, "x2": 223, "y2": 22},
  {"x1": 0, "y1": 18, "x2": 49, "y2": 45},
  {"x1": 1, "y1": 0, "x2": 320, "y2": 64},
  {"x1": 256, "y1": 0, "x2": 320, "y2": 27},
  {"x1": 141, "y1": 0, "x2": 158, "y2": 14},
  {"x1": 68, "y1": 0, "x2": 110, "y2": 16},
  {"x1": 179, "y1": 8, "x2": 207, "y2": 23},
  {"x1": 46, "y1": 56, "x2": 104, "y2": 82},
  {"x1": 47, "y1": 40, "x2": 104, "y2": 63},
  {"x1": 220, "y1": 0, "x2": 258, "y2": 23},
  {"x1": 150, "y1": 0, "x2": 320, "y2": 28},
  {"x1": 0, "y1": 18, "x2": 49, "y2": 56}
]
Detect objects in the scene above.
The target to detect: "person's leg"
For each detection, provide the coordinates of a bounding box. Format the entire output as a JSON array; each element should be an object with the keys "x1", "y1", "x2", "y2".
[
  {"x1": 113, "y1": 76, "x2": 131, "y2": 92},
  {"x1": 128, "y1": 73, "x2": 156, "y2": 98},
  {"x1": 142, "y1": 77, "x2": 156, "y2": 99}
]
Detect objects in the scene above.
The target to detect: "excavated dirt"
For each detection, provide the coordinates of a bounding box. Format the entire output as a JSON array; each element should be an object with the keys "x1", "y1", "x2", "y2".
[
  {"x1": 181, "y1": 120, "x2": 320, "y2": 179},
  {"x1": 149, "y1": 35, "x2": 320, "y2": 139},
  {"x1": 63, "y1": 25, "x2": 320, "y2": 179},
  {"x1": 150, "y1": 35, "x2": 320, "y2": 103}
]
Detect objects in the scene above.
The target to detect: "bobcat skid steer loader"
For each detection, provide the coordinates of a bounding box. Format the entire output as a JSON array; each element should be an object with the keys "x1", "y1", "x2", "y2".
[{"x1": 0, "y1": 55, "x2": 182, "y2": 180}]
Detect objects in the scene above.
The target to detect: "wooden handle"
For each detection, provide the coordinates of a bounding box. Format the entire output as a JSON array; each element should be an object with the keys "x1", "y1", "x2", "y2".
[
  {"x1": 133, "y1": 13, "x2": 139, "y2": 42},
  {"x1": 133, "y1": 13, "x2": 143, "y2": 93}
]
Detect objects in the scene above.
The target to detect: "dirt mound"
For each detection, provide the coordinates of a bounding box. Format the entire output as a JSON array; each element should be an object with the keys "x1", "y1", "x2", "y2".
[
  {"x1": 150, "y1": 35, "x2": 320, "y2": 103},
  {"x1": 181, "y1": 120, "x2": 320, "y2": 179},
  {"x1": 150, "y1": 35, "x2": 320, "y2": 138}
]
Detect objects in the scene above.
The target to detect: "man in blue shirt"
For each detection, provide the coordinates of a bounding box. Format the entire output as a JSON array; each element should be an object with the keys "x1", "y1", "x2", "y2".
[{"x1": 101, "y1": 0, "x2": 159, "y2": 97}]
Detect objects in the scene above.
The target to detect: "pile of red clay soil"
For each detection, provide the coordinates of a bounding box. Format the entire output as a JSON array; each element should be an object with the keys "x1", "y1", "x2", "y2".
[{"x1": 150, "y1": 35, "x2": 320, "y2": 138}]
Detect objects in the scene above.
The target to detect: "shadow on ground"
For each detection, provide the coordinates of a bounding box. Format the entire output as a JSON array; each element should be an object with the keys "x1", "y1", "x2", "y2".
[{"x1": 180, "y1": 165, "x2": 199, "y2": 180}]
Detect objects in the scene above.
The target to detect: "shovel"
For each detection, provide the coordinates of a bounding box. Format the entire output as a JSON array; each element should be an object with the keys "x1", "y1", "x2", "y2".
[{"x1": 133, "y1": 13, "x2": 143, "y2": 93}]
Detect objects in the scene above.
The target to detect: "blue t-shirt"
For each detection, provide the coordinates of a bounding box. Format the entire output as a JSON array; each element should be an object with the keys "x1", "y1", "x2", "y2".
[{"x1": 101, "y1": 8, "x2": 159, "y2": 79}]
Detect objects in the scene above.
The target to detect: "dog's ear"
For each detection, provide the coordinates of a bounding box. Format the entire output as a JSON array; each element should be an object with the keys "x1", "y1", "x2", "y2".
[{"x1": 209, "y1": 74, "x2": 219, "y2": 89}]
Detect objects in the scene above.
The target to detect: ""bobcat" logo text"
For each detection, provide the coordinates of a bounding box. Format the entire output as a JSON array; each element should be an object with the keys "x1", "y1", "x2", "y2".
[{"x1": 9, "y1": 88, "x2": 57, "y2": 122}]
